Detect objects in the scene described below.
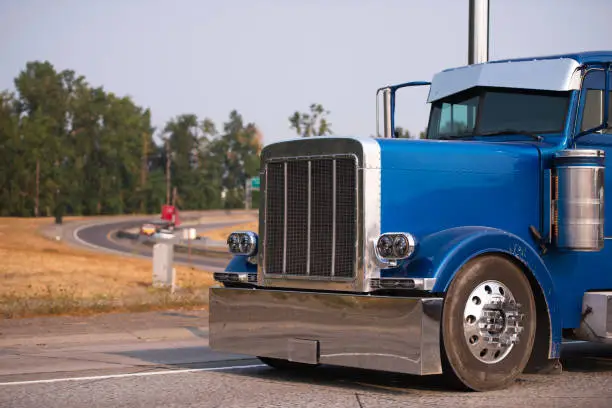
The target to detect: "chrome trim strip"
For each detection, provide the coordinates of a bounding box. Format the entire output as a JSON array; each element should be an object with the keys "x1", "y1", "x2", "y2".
[
  {"x1": 359, "y1": 137, "x2": 382, "y2": 292},
  {"x1": 370, "y1": 277, "x2": 437, "y2": 291},
  {"x1": 421, "y1": 278, "x2": 437, "y2": 291},
  {"x1": 209, "y1": 287, "x2": 443, "y2": 375},
  {"x1": 266, "y1": 153, "x2": 359, "y2": 162},
  {"x1": 214, "y1": 272, "x2": 258, "y2": 284},
  {"x1": 427, "y1": 58, "x2": 581, "y2": 102},
  {"x1": 331, "y1": 158, "x2": 337, "y2": 277},
  {"x1": 267, "y1": 274, "x2": 354, "y2": 282},
  {"x1": 307, "y1": 160, "x2": 311, "y2": 276},
  {"x1": 557, "y1": 149, "x2": 605, "y2": 158},
  {"x1": 569, "y1": 66, "x2": 583, "y2": 90}
]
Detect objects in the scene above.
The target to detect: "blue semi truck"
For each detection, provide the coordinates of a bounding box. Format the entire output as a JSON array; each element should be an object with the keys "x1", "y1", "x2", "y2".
[{"x1": 208, "y1": 51, "x2": 612, "y2": 391}]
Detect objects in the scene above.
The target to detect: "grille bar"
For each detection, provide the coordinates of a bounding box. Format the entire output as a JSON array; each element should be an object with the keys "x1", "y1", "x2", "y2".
[
  {"x1": 307, "y1": 161, "x2": 311, "y2": 275},
  {"x1": 331, "y1": 159, "x2": 336, "y2": 277},
  {"x1": 264, "y1": 155, "x2": 357, "y2": 280},
  {"x1": 283, "y1": 162, "x2": 287, "y2": 274}
]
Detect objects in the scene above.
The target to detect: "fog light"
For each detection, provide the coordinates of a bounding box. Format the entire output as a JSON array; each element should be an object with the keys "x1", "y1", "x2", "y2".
[
  {"x1": 227, "y1": 231, "x2": 258, "y2": 256},
  {"x1": 375, "y1": 232, "x2": 416, "y2": 264}
]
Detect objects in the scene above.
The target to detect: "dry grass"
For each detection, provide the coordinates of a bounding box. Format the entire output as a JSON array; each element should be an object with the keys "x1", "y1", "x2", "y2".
[
  {"x1": 203, "y1": 221, "x2": 259, "y2": 242},
  {"x1": 0, "y1": 217, "x2": 215, "y2": 319}
]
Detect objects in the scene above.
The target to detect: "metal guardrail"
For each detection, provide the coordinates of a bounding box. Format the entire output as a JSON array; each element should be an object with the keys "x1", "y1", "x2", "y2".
[{"x1": 114, "y1": 230, "x2": 232, "y2": 260}]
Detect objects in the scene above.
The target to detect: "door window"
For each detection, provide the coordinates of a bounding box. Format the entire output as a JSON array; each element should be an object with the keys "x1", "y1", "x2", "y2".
[{"x1": 580, "y1": 69, "x2": 612, "y2": 134}]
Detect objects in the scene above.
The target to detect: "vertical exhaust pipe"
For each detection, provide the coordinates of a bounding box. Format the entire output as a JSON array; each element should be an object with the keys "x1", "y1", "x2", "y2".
[{"x1": 468, "y1": 0, "x2": 490, "y2": 65}]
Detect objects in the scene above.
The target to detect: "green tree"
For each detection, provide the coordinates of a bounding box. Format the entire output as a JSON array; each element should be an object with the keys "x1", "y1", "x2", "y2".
[
  {"x1": 163, "y1": 113, "x2": 207, "y2": 209},
  {"x1": 289, "y1": 103, "x2": 333, "y2": 137},
  {"x1": 12, "y1": 61, "x2": 69, "y2": 217},
  {"x1": 0, "y1": 60, "x2": 264, "y2": 216},
  {"x1": 205, "y1": 110, "x2": 262, "y2": 209},
  {"x1": 0, "y1": 91, "x2": 22, "y2": 215},
  {"x1": 394, "y1": 126, "x2": 411, "y2": 138}
]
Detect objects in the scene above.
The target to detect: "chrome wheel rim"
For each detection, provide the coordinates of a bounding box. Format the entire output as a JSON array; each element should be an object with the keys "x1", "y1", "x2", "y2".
[{"x1": 463, "y1": 280, "x2": 524, "y2": 364}]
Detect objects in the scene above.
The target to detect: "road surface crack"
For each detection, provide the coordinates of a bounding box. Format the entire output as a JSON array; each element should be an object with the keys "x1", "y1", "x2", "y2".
[{"x1": 355, "y1": 392, "x2": 365, "y2": 408}]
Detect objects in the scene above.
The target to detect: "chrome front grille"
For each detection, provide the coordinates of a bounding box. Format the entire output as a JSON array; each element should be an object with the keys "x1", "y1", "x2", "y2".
[{"x1": 263, "y1": 155, "x2": 358, "y2": 279}]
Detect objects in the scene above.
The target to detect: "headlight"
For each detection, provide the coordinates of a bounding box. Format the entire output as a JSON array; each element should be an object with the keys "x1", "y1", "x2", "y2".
[
  {"x1": 227, "y1": 231, "x2": 258, "y2": 256},
  {"x1": 374, "y1": 232, "x2": 416, "y2": 263},
  {"x1": 376, "y1": 235, "x2": 394, "y2": 258},
  {"x1": 392, "y1": 235, "x2": 409, "y2": 258}
]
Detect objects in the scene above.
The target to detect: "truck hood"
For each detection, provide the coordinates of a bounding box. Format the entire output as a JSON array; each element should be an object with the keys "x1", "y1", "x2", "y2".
[{"x1": 376, "y1": 138, "x2": 542, "y2": 243}]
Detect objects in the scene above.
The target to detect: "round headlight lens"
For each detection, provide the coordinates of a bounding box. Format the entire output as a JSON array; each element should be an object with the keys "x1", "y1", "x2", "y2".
[
  {"x1": 239, "y1": 234, "x2": 253, "y2": 253},
  {"x1": 227, "y1": 233, "x2": 241, "y2": 252},
  {"x1": 377, "y1": 235, "x2": 394, "y2": 258},
  {"x1": 393, "y1": 235, "x2": 408, "y2": 258}
]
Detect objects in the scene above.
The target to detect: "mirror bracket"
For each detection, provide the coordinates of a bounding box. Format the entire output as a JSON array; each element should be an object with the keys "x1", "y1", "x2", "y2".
[
  {"x1": 574, "y1": 63, "x2": 611, "y2": 142},
  {"x1": 376, "y1": 81, "x2": 431, "y2": 138}
]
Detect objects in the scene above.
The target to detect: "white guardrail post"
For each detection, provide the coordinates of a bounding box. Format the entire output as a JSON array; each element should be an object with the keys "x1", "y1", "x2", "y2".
[
  {"x1": 153, "y1": 242, "x2": 175, "y2": 291},
  {"x1": 152, "y1": 227, "x2": 197, "y2": 292}
]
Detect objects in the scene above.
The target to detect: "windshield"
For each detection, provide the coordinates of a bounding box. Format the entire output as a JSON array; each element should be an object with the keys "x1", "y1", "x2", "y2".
[{"x1": 426, "y1": 87, "x2": 570, "y2": 140}]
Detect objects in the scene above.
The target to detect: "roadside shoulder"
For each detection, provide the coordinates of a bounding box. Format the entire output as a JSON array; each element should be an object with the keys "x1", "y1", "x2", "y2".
[{"x1": 0, "y1": 309, "x2": 209, "y2": 347}]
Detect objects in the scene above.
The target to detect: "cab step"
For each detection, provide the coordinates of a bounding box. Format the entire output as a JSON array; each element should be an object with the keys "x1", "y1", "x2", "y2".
[{"x1": 580, "y1": 291, "x2": 612, "y2": 342}]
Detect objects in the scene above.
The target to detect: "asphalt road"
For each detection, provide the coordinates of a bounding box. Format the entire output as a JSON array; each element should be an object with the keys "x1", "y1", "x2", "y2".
[
  {"x1": 0, "y1": 311, "x2": 611, "y2": 408},
  {"x1": 72, "y1": 217, "x2": 238, "y2": 271}
]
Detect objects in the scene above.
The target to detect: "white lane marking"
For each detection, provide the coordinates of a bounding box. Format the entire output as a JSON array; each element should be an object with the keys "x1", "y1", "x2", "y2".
[{"x1": 0, "y1": 364, "x2": 266, "y2": 386}]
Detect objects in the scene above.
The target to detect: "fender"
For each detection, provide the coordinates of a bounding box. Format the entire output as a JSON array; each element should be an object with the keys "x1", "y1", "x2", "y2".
[
  {"x1": 224, "y1": 255, "x2": 257, "y2": 273},
  {"x1": 400, "y1": 226, "x2": 561, "y2": 358}
]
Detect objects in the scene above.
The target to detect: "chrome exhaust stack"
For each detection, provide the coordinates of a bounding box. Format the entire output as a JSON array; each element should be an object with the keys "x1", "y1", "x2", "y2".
[{"x1": 468, "y1": 0, "x2": 490, "y2": 65}]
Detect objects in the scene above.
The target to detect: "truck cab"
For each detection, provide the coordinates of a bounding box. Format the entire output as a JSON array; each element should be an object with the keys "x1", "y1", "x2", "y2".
[{"x1": 209, "y1": 51, "x2": 612, "y2": 391}]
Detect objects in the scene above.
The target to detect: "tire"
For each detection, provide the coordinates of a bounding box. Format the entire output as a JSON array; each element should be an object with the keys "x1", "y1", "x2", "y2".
[
  {"x1": 441, "y1": 254, "x2": 537, "y2": 391},
  {"x1": 258, "y1": 357, "x2": 318, "y2": 371}
]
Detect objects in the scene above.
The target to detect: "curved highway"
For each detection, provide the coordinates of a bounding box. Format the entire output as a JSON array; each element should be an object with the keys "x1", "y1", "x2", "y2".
[{"x1": 69, "y1": 213, "x2": 253, "y2": 272}]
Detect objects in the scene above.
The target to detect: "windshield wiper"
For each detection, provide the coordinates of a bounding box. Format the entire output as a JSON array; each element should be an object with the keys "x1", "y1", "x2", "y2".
[{"x1": 476, "y1": 129, "x2": 544, "y2": 141}]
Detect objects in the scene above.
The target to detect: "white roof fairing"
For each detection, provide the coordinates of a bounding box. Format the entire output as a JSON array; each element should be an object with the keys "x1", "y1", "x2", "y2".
[{"x1": 426, "y1": 58, "x2": 582, "y2": 103}]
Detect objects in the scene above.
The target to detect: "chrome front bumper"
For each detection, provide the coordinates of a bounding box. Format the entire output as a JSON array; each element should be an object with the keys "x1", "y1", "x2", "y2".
[{"x1": 208, "y1": 287, "x2": 443, "y2": 375}]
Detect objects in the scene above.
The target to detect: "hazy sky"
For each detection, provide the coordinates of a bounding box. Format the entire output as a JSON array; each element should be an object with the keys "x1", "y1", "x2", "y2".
[{"x1": 1, "y1": 0, "x2": 611, "y2": 146}]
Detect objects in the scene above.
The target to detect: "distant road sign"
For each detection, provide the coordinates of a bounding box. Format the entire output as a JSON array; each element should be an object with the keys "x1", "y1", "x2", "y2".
[{"x1": 251, "y1": 176, "x2": 260, "y2": 190}]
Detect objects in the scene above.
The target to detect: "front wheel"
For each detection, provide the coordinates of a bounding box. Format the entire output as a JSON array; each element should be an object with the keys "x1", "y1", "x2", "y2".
[{"x1": 441, "y1": 254, "x2": 537, "y2": 391}]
